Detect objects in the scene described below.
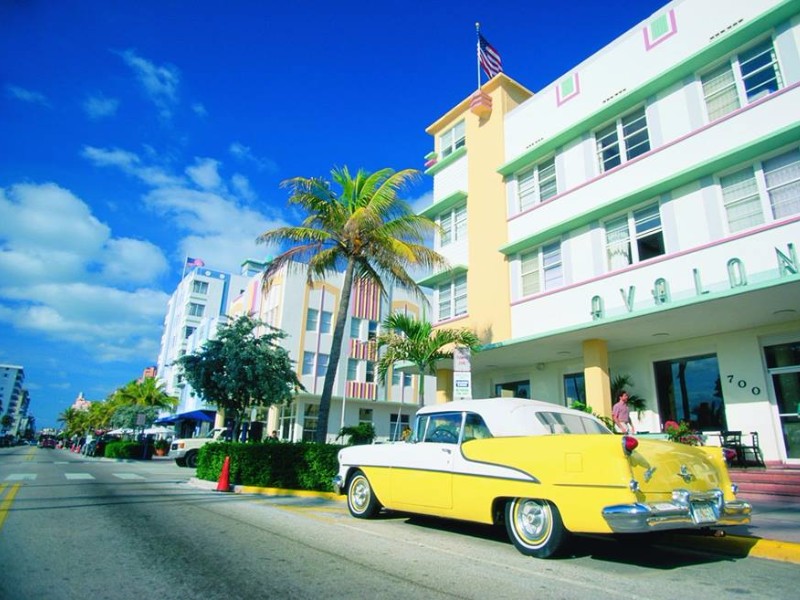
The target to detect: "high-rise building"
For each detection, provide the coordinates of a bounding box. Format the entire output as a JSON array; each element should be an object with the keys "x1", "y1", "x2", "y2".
[
  {"x1": 155, "y1": 263, "x2": 250, "y2": 401},
  {"x1": 1, "y1": 364, "x2": 25, "y2": 438},
  {"x1": 421, "y1": 0, "x2": 800, "y2": 463}
]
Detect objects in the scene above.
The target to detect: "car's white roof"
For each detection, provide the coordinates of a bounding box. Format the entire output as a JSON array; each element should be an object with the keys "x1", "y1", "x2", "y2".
[{"x1": 416, "y1": 397, "x2": 607, "y2": 437}]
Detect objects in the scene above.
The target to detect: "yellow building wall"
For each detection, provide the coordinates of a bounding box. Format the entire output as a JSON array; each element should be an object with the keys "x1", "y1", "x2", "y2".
[{"x1": 427, "y1": 76, "x2": 532, "y2": 345}]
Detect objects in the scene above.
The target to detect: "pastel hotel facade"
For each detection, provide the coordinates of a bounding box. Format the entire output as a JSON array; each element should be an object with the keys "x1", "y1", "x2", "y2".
[
  {"x1": 420, "y1": 0, "x2": 800, "y2": 463},
  {"x1": 227, "y1": 262, "x2": 433, "y2": 442}
]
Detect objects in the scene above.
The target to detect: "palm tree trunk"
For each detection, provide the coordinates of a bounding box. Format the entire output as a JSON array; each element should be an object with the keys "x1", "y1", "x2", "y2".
[{"x1": 314, "y1": 259, "x2": 356, "y2": 443}]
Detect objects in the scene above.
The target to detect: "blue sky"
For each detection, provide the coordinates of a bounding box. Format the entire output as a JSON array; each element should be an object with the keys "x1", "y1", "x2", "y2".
[{"x1": 0, "y1": 0, "x2": 668, "y2": 429}]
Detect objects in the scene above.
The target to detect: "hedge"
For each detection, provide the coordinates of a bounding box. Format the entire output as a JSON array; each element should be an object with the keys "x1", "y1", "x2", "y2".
[{"x1": 196, "y1": 441, "x2": 344, "y2": 492}]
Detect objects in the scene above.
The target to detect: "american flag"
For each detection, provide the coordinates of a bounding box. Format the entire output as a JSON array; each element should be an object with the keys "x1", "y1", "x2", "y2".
[
  {"x1": 186, "y1": 256, "x2": 205, "y2": 268},
  {"x1": 478, "y1": 33, "x2": 503, "y2": 79}
]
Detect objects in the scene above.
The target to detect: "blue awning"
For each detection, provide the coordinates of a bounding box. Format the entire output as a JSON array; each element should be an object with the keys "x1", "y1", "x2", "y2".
[{"x1": 155, "y1": 409, "x2": 216, "y2": 424}]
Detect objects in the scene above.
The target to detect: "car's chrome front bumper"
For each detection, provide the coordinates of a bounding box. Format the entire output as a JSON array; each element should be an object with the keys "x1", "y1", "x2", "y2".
[
  {"x1": 332, "y1": 475, "x2": 344, "y2": 494},
  {"x1": 602, "y1": 489, "x2": 751, "y2": 533}
]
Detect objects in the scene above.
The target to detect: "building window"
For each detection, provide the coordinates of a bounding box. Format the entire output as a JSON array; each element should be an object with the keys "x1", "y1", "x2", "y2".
[
  {"x1": 390, "y1": 413, "x2": 410, "y2": 441},
  {"x1": 187, "y1": 303, "x2": 205, "y2": 317},
  {"x1": 438, "y1": 274, "x2": 467, "y2": 321},
  {"x1": 439, "y1": 203, "x2": 467, "y2": 246},
  {"x1": 595, "y1": 106, "x2": 650, "y2": 172},
  {"x1": 439, "y1": 120, "x2": 465, "y2": 159},
  {"x1": 563, "y1": 373, "x2": 586, "y2": 407},
  {"x1": 519, "y1": 241, "x2": 562, "y2": 296},
  {"x1": 350, "y1": 317, "x2": 361, "y2": 339},
  {"x1": 302, "y1": 352, "x2": 314, "y2": 376},
  {"x1": 654, "y1": 354, "x2": 727, "y2": 431},
  {"x1": 494, "y1": 380, "x2": 530, "y2": 399},
  {"x1": 404, "y1": 372, "x2": 413, "y2": 387},
  {"x1": 191, "y1": 280, "x2": 208, "y2": 294},
  {"x1": 359, "y1": 408, "x2": 373, "y2": 424},
  {"x1": 367, "y1": 320, "x2": 378, "y2": 341},
  {"x1": 320, "y1": 310, "x2": 333, "y2": 334},
  {"x1": 701, "y1": 38, "x2": 782, "y2": 122},
  {"x1": 316, "y1": 353, "x2": 329, "y2": 377},
  {"x1": 302, "y1": 404, "x2": 319, "y2": 442},
  {"x1": 184, "y1": 326, "x2": 196, "y2": 339},
  {"x1": 365, "y1": 361, "x2": 375, "y2": 383},
  {"x1": 516, "y1": 156, "x2": 557, "y2": 211},
  {"x1": 605, "y1": 202, "x2": 664, "y2": 270},
  {"x1": 306, "y1": 308, "x2": 319, "y2": 331},
  {"x1": 391, "y1": 370, "x2": 400, "y2": 386},
  {"x1": 347, "y1": 358, "x2": 358, "y2": 381},
  {"x1": 719, "y1": 147, "x2": 800, "y2": 233}
]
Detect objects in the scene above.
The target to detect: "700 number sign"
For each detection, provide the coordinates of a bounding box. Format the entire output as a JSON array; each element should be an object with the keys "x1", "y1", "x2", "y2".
[{"x1": 727, "y1": 375, "x2": 760, "y2": 396}]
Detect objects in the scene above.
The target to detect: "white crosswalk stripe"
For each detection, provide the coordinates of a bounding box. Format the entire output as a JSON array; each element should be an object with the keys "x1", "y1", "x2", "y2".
[
  {"x1": 64, "y1": 473, "x2": 95, "y2": 480},
  {"x1": 113, "y1": 473, "x2": 145, "y2": 480},
  {"x1": 4, "y1": 474, "x2": 36, "y2": 481}
]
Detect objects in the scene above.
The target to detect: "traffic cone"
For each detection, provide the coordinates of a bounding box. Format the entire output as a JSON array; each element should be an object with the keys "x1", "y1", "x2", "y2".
[{"x1": 216, "y1": 455, "x2": 231, "y2": 492}]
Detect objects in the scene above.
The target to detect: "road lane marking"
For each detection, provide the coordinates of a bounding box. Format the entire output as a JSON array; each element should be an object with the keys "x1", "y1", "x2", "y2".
[
  {"x1": 5, "y1": 474, "x2": 36, "y2": 481},
  {"x1": 64, "y1": 473, "x2": 95, "y2": 480},
  {"x1": 0, "y1": 483, "x2": 22, "y2": 531},
  {"x1": 113, "y1": 473, "x2": 145, "y2": 480}
]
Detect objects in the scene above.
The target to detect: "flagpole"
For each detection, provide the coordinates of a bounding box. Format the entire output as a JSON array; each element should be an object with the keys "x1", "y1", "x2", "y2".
[
  {"x1": 475, "y1": 22, "x2": 482, "y2": 90},
  {"x1": 181, "y1": 255, "x2": 188, "y2": 280}
]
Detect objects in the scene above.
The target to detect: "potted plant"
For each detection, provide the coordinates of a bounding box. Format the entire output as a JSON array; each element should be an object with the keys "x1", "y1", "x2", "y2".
[{"x1": 153, "y1": 438, "x2": 170, "y2": 456}]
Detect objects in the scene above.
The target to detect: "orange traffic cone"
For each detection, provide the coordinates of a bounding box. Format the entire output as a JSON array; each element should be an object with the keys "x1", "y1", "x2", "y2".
[{"x1": 216, "y1": 455, "x2": 231, "y2": 492}]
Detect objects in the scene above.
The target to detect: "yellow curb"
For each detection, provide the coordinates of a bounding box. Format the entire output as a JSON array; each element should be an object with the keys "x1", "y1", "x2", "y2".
[
  {"x1": 659, "y1": 533, "x2": 800, "y2": 564},
  {"x1": 233, "y1": 484, "x2": 345, "y2": 502},
  {"x1": 729, "y1": 536, "x2": 800, "y2": 564}
]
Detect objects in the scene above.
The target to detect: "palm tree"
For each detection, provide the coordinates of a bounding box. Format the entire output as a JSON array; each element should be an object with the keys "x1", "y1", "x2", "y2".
[
  {"x1": 113, "y1": 378, "x2": 178, "y2": 412},
  {"x1": 376, "y1": 313, "x2": 481, "y2": 406},
  {"x1": 257, "y1": 167, "x2": 447, "y2": 442}
]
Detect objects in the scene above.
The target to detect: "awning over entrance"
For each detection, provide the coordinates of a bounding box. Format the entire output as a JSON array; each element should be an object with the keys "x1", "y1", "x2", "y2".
[{"x1": 155, "y1": 409, "x2": 216, "y2": 425}]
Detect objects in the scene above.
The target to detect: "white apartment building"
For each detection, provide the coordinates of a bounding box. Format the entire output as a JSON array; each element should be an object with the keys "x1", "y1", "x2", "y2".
[
  {"x1": 155, "y1": 263, "x2": 250, "y2": 404},
  {"x1": 421, "y1": 0, "x2": 800, "y2": 463}
]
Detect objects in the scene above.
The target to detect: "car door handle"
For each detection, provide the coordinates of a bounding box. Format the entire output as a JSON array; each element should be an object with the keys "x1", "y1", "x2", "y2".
[{"x1": 442, "y1": 448, "x2": 452, "y2": 454}]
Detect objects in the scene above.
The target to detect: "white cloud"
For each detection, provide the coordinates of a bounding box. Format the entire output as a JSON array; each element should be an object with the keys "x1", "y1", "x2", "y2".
[
  {"x1": 119, "y1": 49, "x2": 180, "y2": 119},
  {"x1": 83, "y1": 93, "x2": 120, "y2": 119},
  {"x1": 5, "y1": 84, "x2": 50, "y2": 107},
  {"x1": 82, "y1": 144, "x2": 287, "y2": 272},
  {"x1": 186, "y1": 158, "x2": 222, "y2": 190},
  {"x1": 143, "y1": 187, "x2": 284, "y2": 270},
  {"x1": 82, "y1": 146, "x2": 184, "y2": 187},
  {"x1": 231, "y1": 173, "x2": 256, "y2": 201},
  {"x1": 0, "y1": 183, "x2": 169, "y2": 363},
  {"x1": 192, "y1": 102, "x2": 208, "y2": 117},
  {"x1": 229, "y1": 142, "x2": 278, "y2": 173}
]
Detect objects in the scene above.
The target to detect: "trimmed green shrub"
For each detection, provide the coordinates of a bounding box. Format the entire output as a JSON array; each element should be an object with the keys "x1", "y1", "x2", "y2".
[
  {"x1": 197, "y1": 441, "x2": 344, "y2": 492},
  {"x1": 103, "y1": 440, "x2": 152, "y2": 459}
]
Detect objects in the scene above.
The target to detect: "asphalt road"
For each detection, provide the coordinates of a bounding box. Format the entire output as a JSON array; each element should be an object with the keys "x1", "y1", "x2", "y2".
[{"x1": 1, "y1": 445, "x2": 798, "y2": 600}]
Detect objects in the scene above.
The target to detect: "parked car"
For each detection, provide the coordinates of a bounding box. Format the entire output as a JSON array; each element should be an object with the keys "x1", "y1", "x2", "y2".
[{"x1": 334, "y1": 398, "x2": 752, "y2": 559}]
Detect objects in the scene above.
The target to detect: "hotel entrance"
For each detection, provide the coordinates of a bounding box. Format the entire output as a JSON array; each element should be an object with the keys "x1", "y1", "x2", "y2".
[{"x1": 764, "y1": 341, "x2": 800, "y2": 461}]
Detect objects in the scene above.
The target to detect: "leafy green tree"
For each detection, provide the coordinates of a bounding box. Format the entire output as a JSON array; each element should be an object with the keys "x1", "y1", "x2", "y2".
[
  {"x1": 175, "y1": 315, "x2": 303, "y2": 442},
  {"x1": 257, "y1": 167, "x2": 446, "y2": 442},
  {"x1": 1, "y1": 414, "x2": 12, "y2": 430},
  {"x1": 376, "y1": 313, "x2": 481, "y2": 405}
]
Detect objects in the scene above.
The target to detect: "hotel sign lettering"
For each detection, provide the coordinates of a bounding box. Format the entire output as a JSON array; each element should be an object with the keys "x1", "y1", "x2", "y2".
[{"x1": 591, "y1": 243, "x2": 797, "y2": 320}]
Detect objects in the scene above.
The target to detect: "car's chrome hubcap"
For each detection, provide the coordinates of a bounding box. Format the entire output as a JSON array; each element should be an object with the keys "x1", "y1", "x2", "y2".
[
  {"x1": 352, "y1": 479, "x2": 369, "y2": 510},
  {"x1": 516, "y1": 500, "x2": 549, "y2": 542}
]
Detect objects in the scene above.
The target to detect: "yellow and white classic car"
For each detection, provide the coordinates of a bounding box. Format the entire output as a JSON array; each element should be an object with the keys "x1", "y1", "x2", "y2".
[{"x1": 333, "y1": 398, "x2": 751, "y2": 558}]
